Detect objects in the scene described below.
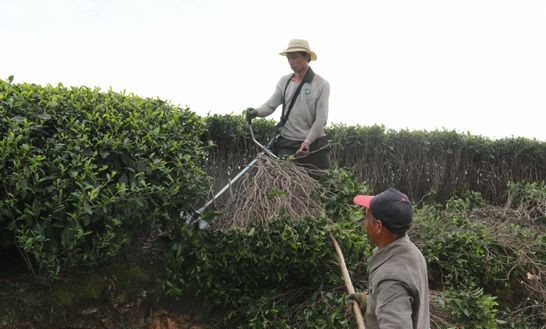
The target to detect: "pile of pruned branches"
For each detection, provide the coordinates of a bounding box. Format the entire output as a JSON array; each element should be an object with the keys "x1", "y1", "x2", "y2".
[{"x1": 212, "y1": 154, "x2": 324, "y2": 231}]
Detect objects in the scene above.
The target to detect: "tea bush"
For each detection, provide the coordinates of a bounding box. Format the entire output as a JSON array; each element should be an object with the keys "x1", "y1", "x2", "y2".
[
  {"x1": 202, "y1": 115, "x2": 278, "y2": 187},
  {"x1": 203, "y1": 115, "x2": 546, "y2": 205},
  {"x1": 163, "y1": 166, "x2": 372, "y2": 326},
  {"x1": 505, "y1": 181, "x2": 546, "y2": 225},
  {"x1": 164, "y1": 171, "x2": 529, "y2": 327},
  {"x1": 3, "y1": 81, "x2": 544, "y2": 327},
  {"x1": 0, "y1": 78, "x2": 210, "y2": 279},
  {"x1": 319, "y1": 165, "x2": 371, "y2": 220},
  {"x1": 222, "y1": 288, "x2": 354, "y2": 328},
  {"x1": 414, "y1": 204, "x2": 519, "y2": 291},
  {"x1": 412, "y1": 205, "x2": 494, "y2": 289},
  {"x1": 164, "y1": 214, "x2": 372, "y2": 304},
  {"x1": 413, "y1": 188, "x2": 546, "y2": 327},
  {"x1": 432, "y1": 287, "x2": 499, "y2": 329}
]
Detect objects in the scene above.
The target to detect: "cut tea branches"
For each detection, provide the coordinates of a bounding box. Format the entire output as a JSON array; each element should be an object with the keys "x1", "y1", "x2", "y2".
[{"x1": 212, "y1": 154, "x2": 324, "y2": 231}]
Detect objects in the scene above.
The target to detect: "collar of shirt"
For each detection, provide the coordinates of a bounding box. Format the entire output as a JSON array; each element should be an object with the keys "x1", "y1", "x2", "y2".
[{"x1": 367, "y1": 234, "x2": 411, "y2": 272}]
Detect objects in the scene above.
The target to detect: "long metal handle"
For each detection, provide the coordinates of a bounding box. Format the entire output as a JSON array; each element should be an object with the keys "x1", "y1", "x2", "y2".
[
  {"x1": 196, "y1": 124, "x2": 277, "y2": 214},
  {"x1": 193, "y1": 157, "x2": 258, "y2": 217},
  {"x1": 247, "y1": 123, "x2": 278, "y2": 159}
]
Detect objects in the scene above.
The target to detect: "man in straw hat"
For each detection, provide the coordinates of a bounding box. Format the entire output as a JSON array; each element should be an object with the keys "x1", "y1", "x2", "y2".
[
  {"x1": 350, "y1": 187, "x2": 430, "y2": 329},
  {"x1": 244, "y1": 39, "x2": 331, "y2": 176}
]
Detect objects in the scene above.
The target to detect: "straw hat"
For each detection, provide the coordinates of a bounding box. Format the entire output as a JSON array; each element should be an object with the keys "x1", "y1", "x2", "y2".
[{"x1": 279, "y1": 39, "x2": 317, "y2": 61}]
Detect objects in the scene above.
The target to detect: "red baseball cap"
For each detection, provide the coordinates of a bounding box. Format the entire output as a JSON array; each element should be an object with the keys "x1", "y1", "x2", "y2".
[
  {"x1": 353, "y1": 195, "x2": 374, "y2": 209},
  {"x1": 353, "y1": 187, "x2": 413, "y2": 233}
]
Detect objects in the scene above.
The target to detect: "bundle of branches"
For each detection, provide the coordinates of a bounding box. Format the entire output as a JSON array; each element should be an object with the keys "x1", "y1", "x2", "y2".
[
  {"x1": 505, "y1": 182, "x2": 546, "y2": 227},
  {"x1": 475, "y1": 207, "x2": 545, "y2": 321},
  {"x1": 211, "y1": 154, "x2": 324, "y2": 231}
]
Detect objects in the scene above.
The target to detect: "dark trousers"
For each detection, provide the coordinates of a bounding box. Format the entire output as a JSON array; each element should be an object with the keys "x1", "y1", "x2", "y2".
[{"x1": 273, "y1": 136, "x2": 331, "y2": 178}]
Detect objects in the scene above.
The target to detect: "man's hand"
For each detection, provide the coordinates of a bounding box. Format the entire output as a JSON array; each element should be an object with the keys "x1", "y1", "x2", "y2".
[
  {"x1": 348, "y1": 292, "x2": 368, "y2": 311},
  {"x1": 296, "y1": 141, "x2": 310, "y2": 156},
  {"x1": 244, "y1": 107, "x2": 258, "y2": 123}
]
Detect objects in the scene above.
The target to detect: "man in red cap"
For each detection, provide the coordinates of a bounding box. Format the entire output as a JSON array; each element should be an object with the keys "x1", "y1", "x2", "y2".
[{"x1": 351, "y1": 187, "x2": 430, "y2": 329}]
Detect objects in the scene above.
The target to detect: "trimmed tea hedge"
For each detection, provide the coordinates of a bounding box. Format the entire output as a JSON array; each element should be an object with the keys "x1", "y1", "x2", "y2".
[
  {"x1": 203, "y1": 115, "x2": 546, "y2": 205},
  {"x1": 0, "y1": 78, "x2": 210, "y2": 278}
]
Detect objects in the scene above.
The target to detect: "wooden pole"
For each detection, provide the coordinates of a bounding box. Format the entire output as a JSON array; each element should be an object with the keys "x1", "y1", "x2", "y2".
[{"x1": 329, "y1": 232, "x2": 366, "y2": 329}]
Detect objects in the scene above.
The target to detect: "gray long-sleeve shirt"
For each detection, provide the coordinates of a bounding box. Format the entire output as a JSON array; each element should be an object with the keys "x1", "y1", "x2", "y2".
[
  {"x1": 366, "y1": 234, "x2": 430, "y2": 329},
  {"x1": 255, "y1": 69, "x2": 329, "y2": 145}
]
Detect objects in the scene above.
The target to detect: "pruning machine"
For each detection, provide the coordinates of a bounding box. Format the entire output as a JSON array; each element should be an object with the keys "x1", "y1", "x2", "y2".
[{"x1": 181, "y1": 121, "x2": 278, "y2": 229}]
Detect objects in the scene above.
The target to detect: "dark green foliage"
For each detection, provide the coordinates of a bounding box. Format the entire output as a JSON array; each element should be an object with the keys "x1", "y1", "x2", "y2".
[
  {"x1": 2, "y1": 90, "x2": 544, "y2": 327},
  {"x1": 414, "y1": 188, "x2": 546, "y2": 327},
  {"x1": 506, "y1": 181, "x2": 546, "y2": 207},
  {"x1": 222, "y1": 288, "x2": 354, "y2": 329},
  {"x1": 319, "y1": 166, "x2": 371, "y2": 220},
  {"x1": 163, "y1": 215, "x2": 372, "y2": 327},
  {"x1": 415, "y1": 208, "x2": 490, "y2": 288},
  {"x1": 204, "y1": 114, "x2": 277, "y2": 145},
  {"x1": 432, "y1": 288, "x2": 499, "y2": 329},
  {"x1": 415, "y1": 203, "x2": 525, "y2": 290},
  {"x1": 505, "y1": 181, "x2": 546, "y2": 225},
  {"x1": 164, "y1": 216, "x2": 339, "y2": 305},
  {"x1": 163, "y1": 166, "x2": 373, "y2": 327},
  {"x1": 202, "y1": 114, "x2": 278, "y2": 188},
  {"x1": 165, "y1": 183, "x2": 543, "y2": 328},
  {"x1": 0, "y1": 78, "x2": 210, "y2": 279}
]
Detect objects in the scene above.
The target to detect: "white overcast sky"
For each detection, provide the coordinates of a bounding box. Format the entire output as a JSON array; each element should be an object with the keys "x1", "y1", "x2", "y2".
[{"x1": 2, "y1": 0, "x2": 545, "y2": 141}]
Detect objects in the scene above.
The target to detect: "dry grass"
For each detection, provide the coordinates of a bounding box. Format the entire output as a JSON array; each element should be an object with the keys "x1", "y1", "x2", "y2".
[
  {"x1": 423, "y1": 202, "x2": 546, "y2": 327},
  {"x1": 470, "y1": 204, "x2": 546, "y2": 324}
]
